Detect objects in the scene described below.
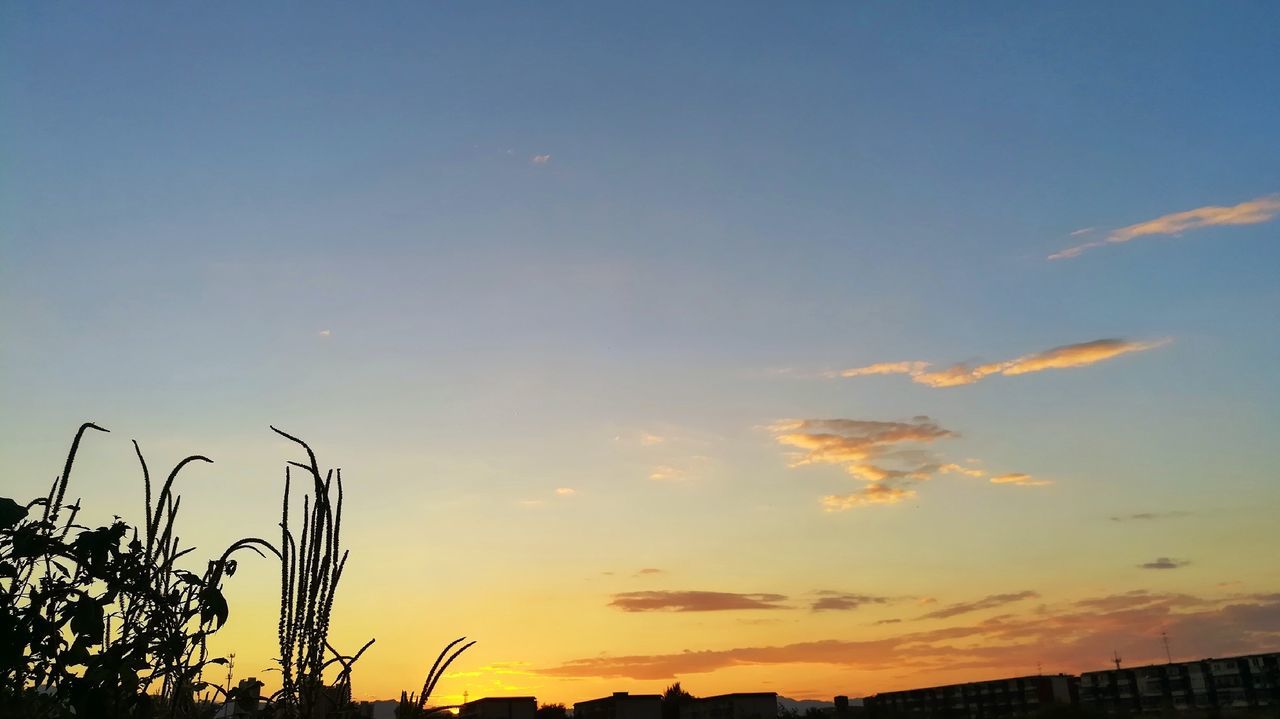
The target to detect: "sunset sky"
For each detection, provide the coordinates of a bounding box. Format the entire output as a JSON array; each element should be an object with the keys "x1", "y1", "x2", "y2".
[{"x1": 2, "y1": 1, "x2": 1279, "y2": 706}]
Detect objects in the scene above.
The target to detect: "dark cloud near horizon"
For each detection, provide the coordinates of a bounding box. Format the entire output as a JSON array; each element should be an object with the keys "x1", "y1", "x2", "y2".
[
  {"x1": 610, "y1": 590, "x2": 789, "y2": 612},
  {"x1": 542, "y1": 591, "x2": 1280, "y2": 680},
  {"x1": 811, "y1": 592, "x2": 894, "y2": 612},
  {"x1": 1111, "y1": 511, "x2": 1192, "y2": 522},
  {"x1": 1140, "y1": 557, "x2": 1190, "y2": 570}
]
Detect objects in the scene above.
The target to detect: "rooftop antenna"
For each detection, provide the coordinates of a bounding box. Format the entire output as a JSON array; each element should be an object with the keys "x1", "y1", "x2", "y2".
[
  {"x1": 463, "y1": 690, "x2": 469, "y2": 705},
  {"x1": 1037, "y1": 661, "x2": 1043, "y2": 676},
  {"x1": 1162, "y1": 631, "x2": 1173, "y2": 664},
  {"x1": 1113, "y1": 650, "x2": 1123, "y2": 670}
]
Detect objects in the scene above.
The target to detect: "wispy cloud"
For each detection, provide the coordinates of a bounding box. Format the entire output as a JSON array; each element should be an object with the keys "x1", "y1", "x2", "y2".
[
  {"x1": 832, "y1": 361, "x2": 930, "y2": 379},
  {"x1": 835, "y1": 338, "x2": 1169, "y2": 388},
  {"x1": 531, "y1": 154, "x2": 552, "y2": 165},
  {"x1": 555, "y1": 487, "x2": 576, "y2": 496},
  {"x1": 610, "y1": 590, "x2": 789, "y2": 612},
  {"x1": 919, "y1": 591, "x2": 1040, "y2": 620},
  {"x1": 635, "y1": 568, "x2": 665, "y2": 576},
  {"x1": 649, "y1": 465, "x2": 685, "y2": 481},
  {"x1": 1051, "y1": 194, "x2": 1280, "y2": 260},
  {"x1": 1140, "y1": 557, "x2": 1190, "y2": 570},
  {"x1": 317, "y1": 329, "x2": 332, "y2": 337},
  {"x1": 1111, "y1": 511, "x2": 1192, "y2": 522},
  {"x1": 989, "y1": 473, "x2": 1052, "y2": 487},
  {"x1": 773, "y1": 418, "x2": 1044, "y2": 510},
  {"x1": 939, "y1": 463, "x2": 985, "y2": 478},
  {"x1": 541, "y1": 590, "x2": 1280, "y2": 681},
  {"x1": 811, "y1": 592, "x2": 894, "y2": 612}
]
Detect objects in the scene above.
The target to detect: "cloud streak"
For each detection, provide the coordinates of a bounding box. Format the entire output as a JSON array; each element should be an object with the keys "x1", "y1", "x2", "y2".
[
  {"x1": 836, "y1": 338, "x2": 1169, "y2": 388},
  {"x1": 811, "y1": 592, "x2": 894, "y2": 612},
  {"x1": 989, "y1": 473, "x2": 1052, "y2": 487},
  {"x1": 919, "y1": 591, "x2": 1040, "y2": 620},
  {"x1": 1111, "y1": 511, "x2": 1192, "y2": 522},
  {"x1": 1051, "y1": 194, "x2": 1280, "y2": 260},
  {"x1": 610, "y1": 591, "x2": 789, "y2": 612}
]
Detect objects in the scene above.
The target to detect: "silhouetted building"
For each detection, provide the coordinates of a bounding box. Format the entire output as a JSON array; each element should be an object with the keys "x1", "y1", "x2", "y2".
[
  {"x1": 1079, "y1": 652, "x2": 1280, "y2": 713},
  {"x1": 832, "y1": 696, "x2": 865, "y2": 719},
  {"x1": 864, "y1": 675, "x2": 1076, "y2": 719},
  {"x1": 461, "y1": 697, "x2": 539, "y2": 719},
  {"x1": 577, "y1": 692, "x2": 663, "y2": 719},
  {"x1": 682, "y1": 693, "x2": 777, "y2": 719}
]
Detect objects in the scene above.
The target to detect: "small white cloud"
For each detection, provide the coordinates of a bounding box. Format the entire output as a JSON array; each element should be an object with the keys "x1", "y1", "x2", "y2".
[
  {"x1": 531, "y1": 154, "x2": 551, "y2": 165},
  {"x1": 318, "y1": 329, "x2": 332, "y2": 337}
]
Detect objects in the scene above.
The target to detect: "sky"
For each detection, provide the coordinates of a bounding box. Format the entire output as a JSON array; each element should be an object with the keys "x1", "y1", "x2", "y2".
[{"x1": 2, "y1": 0, "x2": 1280, "y2": 705}]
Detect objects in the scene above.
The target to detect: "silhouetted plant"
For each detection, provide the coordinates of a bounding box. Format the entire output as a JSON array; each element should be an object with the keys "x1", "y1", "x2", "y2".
[
  {"x1": 394, "y1": 637, "x2": 476, "y2": 718},
  {"x1": 663, "y1": 682, "x2": 696, "y2": 719},
  {"x1": 0, "y1": 422, "x2": 275, "y2": 718},
  {"x1": 270, "y1": 426, "x2": 374, "y2": 718}
]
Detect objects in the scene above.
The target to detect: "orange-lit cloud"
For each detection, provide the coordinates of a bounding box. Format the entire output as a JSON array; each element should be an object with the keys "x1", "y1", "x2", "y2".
[
  {"x1": 821, "y1": 485, "x2": 916, "y2": 511},
  {"x1": 832, "y1": 361, "x2": 930, "y2": 378},
  {"x1": 773, "y1": 418, "x2": 953, "y2": 470},
  {"x1": 555, "y1": 487, "x2": 576, "y2": 496},
  {"x1": 609, "y1": 590, "x2": 789, "y2": 612},
  {"x1": 988, "y1": 473, "x2": 1052, "y2": 487},
  {"x1": 542, "y1": 590, "x2": 1280, "y2": 681},
  {"x1": 837, "y1": 338, "x2": 1169, "y2": 388},
  {"x1": 939, "y1": 463, "x2": 985, "y2": 478},
  {"x1": 1050, "y1": 194, "x2": 1280, "y2": 260},
  {"x1": 811, "y1": 592, "x2": 894, "y2": 612},
  {"x1": 649, "y1": 465, "x2": 684, "y2": 481},
  {"x1": 919, "y1": 591, "x2": 1040, "y2": 620},
  {"x1": 774, "y1": 418, "x2": 1044, "y2": 509}
]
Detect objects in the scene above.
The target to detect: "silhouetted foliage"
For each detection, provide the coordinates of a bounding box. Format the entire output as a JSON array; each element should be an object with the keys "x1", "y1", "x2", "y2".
[
  {"x1": 663, "y1": 683, "x2": 696, "y2": 719},
  {"x1": 394, "y1": 637, "x2": 476, "y2": 718},
  {"x1": 1, "y1": 423, "x2": 454, "y2": 719},
  {"x1": 270, "y1": 426, "x2": 376, "y2": 718},
  {"x1": 0, "y1": 423, "x2": 276, "y2": 718},
  {"x1": 538, "y1": 703, "x2": 568, "y2": 719}
]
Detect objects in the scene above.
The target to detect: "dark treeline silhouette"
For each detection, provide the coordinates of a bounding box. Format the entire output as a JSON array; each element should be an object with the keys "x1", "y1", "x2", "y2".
[
  {"x1": 0, "y1": 423, "x2": 471, "y2": 719},
  {"x1": 537, "y1": 703, "x2": 568, "y2": 719}
]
